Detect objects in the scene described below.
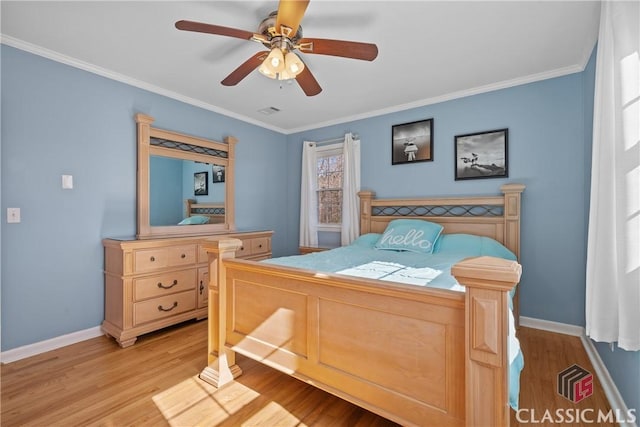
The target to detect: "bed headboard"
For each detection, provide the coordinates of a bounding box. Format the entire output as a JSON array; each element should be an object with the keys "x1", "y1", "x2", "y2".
[
  {"x1": 185, "y1": 199, "x2": 226, "y2": 224},
  {"x1": 358, "y1": 183, "x2": 525, "y2": 259}
]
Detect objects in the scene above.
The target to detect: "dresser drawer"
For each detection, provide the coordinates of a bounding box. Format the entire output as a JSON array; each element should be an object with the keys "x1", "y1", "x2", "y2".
[
  {"x1": 251, "y1": 237, "x2": 270, "y2": 256},
  {"x1": 134, "y1": 245, "x2": 197, "y2": 273},
  {"x1": 133, "y1": 291, "x2": 196, "y2": 326},
  {"x1": 133, "y1": 269, "x2": 196, "y2": 301},
  {"x1": 235, "y1": 239, "x2": 251, "y2": 258},
  {"x1": 234, "y1": 237, "x2": 271, "y2": 258}
]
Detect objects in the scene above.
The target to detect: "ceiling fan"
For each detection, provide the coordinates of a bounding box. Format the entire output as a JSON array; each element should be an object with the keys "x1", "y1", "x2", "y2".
[{"x1": 175, "y1": 0, "x2": 378, "y2": 96}]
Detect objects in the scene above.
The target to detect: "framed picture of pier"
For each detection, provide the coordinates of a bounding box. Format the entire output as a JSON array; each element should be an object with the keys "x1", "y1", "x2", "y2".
[
  {"x1": 455, "y1": 128, "x2": 508, "y2": 180},
  {"x1": 392, "y1": 118, "x2": 433, "y2": 165},
  {"x1": 212, "y1": 165, "x2": 225, "y2": 183}
]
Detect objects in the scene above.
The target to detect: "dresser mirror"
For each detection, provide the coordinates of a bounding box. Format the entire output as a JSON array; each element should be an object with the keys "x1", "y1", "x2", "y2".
[{"x1": 136, "y1": 113, "x2": 236, "y2": 238}]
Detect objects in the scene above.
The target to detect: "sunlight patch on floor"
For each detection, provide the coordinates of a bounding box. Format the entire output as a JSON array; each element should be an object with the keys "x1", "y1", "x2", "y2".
[{"x1": 152, "y1": 376, "x2": 260, "y2": 426}]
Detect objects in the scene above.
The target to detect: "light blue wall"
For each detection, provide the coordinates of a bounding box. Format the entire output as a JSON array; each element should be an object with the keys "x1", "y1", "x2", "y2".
[
  {"x1": 150, "y1": 156, "x2": 182, "y2": 225},
  {"x1": 1, "y1": 45, "x2": 289, "y2": 351}
]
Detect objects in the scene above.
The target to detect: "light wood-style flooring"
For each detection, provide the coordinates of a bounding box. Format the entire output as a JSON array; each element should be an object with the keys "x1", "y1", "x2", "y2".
[{"x1": 1, "y1": 320, "x2": 613, "y2": 426}]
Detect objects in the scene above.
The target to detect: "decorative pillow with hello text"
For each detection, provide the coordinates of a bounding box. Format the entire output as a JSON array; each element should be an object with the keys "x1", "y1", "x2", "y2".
[{"x1": 374, "y1": 219, "x2": 444, "y2": 254}]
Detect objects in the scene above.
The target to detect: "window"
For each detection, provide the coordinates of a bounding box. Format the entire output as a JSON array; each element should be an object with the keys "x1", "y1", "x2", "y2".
[{"x1": 316, "y1": 145, "x2": 343, "y2": 228}]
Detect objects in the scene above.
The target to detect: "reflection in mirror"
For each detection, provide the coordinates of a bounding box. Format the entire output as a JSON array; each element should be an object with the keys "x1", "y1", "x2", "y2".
[
  {"x1": 136, "y1": 113, "x2": 236, "y2": 238},
  {"x1": 149, "y1": 156, "x2": 226, "y2": 226}
]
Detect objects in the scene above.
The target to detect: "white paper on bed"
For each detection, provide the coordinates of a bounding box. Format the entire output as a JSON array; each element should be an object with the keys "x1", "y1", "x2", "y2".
[{"x1": 337, "y1": 261, "x2": 462, "y2": 288}]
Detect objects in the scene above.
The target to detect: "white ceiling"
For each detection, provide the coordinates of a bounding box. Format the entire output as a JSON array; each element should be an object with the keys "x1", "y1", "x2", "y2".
[{"x1": 1, "y1": 1, "x2": 600, "y2": 134}]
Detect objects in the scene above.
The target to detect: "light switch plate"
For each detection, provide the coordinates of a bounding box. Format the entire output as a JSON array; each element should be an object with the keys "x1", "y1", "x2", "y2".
[{"x1": 7, "y1": 208, "x2": 20, "y2": 223}]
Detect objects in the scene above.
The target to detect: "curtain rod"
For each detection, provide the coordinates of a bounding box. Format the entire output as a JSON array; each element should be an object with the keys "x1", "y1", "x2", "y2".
[{"x1": 316, "y1": 132, "x2": 358, "y2": 145}]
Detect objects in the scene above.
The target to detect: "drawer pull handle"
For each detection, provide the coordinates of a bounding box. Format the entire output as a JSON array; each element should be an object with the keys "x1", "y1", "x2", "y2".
[
  {"x1": 157, "y1": 280, "x2": 178, "y2": 289},
  {"x1": 199, "y1": 281, "x2": 204, "y2": 294},
  {"x1": 258, "y1": 244, "x2": 263, "y2": 248},
  {"x1": 181, "y1": 254, "x2": 186, "y2": 259},
  {"x1": 150, "y1": 256, "x2": 155, "y2": 262},
  {"x1": 240, "y1": 246, "x2": 244, "y2": 251},
  {"x1": 158, "y1": 302, "x2": 178, "y2": 312}
]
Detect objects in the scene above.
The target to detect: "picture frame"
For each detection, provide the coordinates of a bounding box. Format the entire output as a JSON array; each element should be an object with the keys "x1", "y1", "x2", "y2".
[
  {"x1": 454, "y1": 128, "x2": 508, "y2": 180},
  {"x1": 392, "y1": 118, "x2": 433, "y2": 165},
  {"x1": 212, "y1": 165, "x2": 225, "y2": 183},
  {"x1": 194, "y1": 171, "x2": 208, "y2": 195}
]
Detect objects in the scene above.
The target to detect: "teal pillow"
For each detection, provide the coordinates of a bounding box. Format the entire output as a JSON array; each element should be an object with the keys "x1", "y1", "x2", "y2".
[
  {"x1": 350, "y1": 233, "x2": 381, "y2": 248},
  {"x1": 434, "y1": 233, "x2": 516, "y2": 260},
  {"x1": 374, "y1": 219, "x2": 443, "y2": 254},
  {"x1": 178, "y1": 215, "x2": 210, "y2": 225}
]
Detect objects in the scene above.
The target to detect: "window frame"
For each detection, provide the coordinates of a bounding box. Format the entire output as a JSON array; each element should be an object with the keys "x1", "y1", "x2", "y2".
[{"x1": 315, "y1": 143, "x2": 343, "y2": 232}]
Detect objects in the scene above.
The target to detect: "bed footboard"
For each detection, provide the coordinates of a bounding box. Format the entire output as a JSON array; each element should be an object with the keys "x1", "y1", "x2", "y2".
[{"x1": 200, "y1": 239, "x2": 521, "y2": 427}]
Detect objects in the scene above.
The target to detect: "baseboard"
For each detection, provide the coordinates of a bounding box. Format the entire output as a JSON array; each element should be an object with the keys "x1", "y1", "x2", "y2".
[
  {"x1": 519, "y1": 315, "x2": 584, "y2": 336},
  {"x1": 522, "y1": 316, "x2": 637, "y2": 427},
  {"x1": 0, "y1": 326, "x2": 103, "y2": 364}
]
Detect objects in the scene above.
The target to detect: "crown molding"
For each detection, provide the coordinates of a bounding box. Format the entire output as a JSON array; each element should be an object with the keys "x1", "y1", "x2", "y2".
[
  {"x1": 1, "y1": 34, "x2": 595, "y2": 136},
  {"x1": 285, "y1": 62, "x2": 587, "y2": 134}
]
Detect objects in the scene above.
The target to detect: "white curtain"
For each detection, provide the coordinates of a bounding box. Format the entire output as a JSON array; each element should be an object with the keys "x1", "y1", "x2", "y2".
[
  {"x1": 341, "y1": 134, "x2": 361, "y2": 245},
  {"x1": 299, "y1": 141, "x2": 318, "y2": 247},
  {"x1": 585, "y1": 1, "x2": 640, "y2": 351}
]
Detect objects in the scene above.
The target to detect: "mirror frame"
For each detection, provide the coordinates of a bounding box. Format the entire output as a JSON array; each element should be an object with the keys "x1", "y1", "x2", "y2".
[{"x1": 135, "y1": 113, "x2": 236, "y2": 238}]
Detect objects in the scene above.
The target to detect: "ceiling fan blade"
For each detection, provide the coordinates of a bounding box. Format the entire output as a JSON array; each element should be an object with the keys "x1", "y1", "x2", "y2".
[
  {"x1": 221, "y1": 51, "x2": 269, "y2": 86},
  {"x1": 298, "y1": 38, "x2": 378, "y2": 61},
  {"x1": 295, "y1": 66, "x2": 322, "y2": 96},
  {"x1": 175, "y1": 20, "x2": 257, "y2": 41},
  {"x1": 275, "y1": 0, "x2": 310, "y2": 37}
]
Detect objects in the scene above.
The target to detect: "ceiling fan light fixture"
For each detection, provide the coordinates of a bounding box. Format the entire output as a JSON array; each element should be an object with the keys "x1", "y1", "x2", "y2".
[
  {"x1": 278, "y1": 68, "x2": 294, "y2": 81},
  {"x1": 285, "y1": 51, "x2": 304, "y2": 76},
  {"x1": 258, "y1": 62, "x2": 276, "y2": 79},
  {"x1": 264, "y1": 48, "x2": 285, "y2": 74}
]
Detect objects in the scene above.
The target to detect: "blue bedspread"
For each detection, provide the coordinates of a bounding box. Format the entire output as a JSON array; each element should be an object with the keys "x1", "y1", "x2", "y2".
[
  {"x1": 266, "y1": 233, "x2": 515, "y2": 290},
  {"x1": 264, "y1": 233, "x2": 523, "y2": 410}
]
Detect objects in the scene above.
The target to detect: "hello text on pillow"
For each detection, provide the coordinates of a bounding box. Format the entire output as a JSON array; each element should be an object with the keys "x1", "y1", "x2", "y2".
[{"x1": 374, "y1": 219, "x2": 444, "y2": 254}]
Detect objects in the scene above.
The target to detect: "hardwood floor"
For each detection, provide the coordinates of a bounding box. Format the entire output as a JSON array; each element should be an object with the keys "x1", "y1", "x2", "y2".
[{"x1": 1, "y1": 320, "x2": 614, "y2": 426}]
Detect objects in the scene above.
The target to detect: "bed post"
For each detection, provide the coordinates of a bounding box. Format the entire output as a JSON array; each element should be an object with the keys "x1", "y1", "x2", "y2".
[
  {"x1": 184, "y1": 199, "x2": 194, "y2": 218},
  {"x1": 199, "y1": 238, "x2": 243, "y2": 388},
  {"x1": 500, "y1": 183, "x2": 525, "y2": 260},
  {"x1": 501, "y1": 183, "x2": 525, "y2": 327},
  {"x1": 358, "y1": 190, "x2": 375, "y2": 235},
  {"x1": 452, "y1": 256, "x2": 522, "y2": 427}
]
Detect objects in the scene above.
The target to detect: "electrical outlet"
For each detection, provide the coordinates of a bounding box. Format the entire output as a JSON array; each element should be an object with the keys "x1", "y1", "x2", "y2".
[{"x1": 7, "y1": 208, "x2": 21, "y2": 223}]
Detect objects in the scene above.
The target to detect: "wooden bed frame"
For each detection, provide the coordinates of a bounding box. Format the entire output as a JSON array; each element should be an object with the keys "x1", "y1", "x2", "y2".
[
  {"x1": 184, "y1": 199, "x2": 225, "y2": 224},
  {"x1": 200, "y1": 183, "x2": 524, "y2": 427}
]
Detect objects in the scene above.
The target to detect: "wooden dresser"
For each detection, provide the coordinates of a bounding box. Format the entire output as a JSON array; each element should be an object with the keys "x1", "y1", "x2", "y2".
[{"x1": 102, "y1": 230, "x2": 273, "y2": 347}]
